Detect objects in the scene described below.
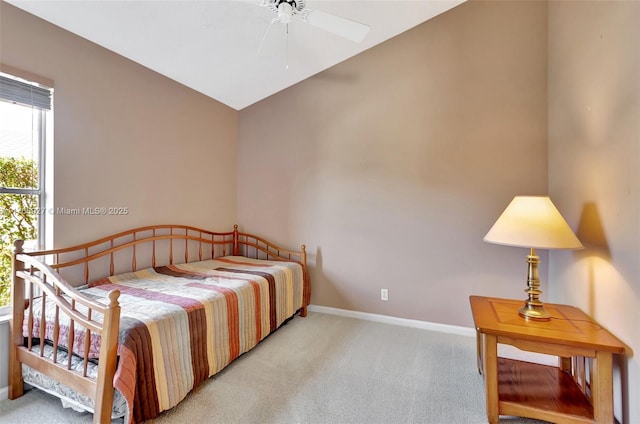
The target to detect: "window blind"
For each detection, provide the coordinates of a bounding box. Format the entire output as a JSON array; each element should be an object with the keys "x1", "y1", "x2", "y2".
[{"x1": 0, "y1": 74, "x2": 52, "y2": 110}]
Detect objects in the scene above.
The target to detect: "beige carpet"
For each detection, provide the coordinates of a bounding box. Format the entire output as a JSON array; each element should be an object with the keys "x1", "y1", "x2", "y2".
[{"x1": 0, "y1": 312, "x2": 547, "y2": 423}]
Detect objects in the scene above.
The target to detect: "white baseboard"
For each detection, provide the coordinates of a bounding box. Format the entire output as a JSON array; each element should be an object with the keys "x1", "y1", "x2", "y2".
[
  {"x1": 0, "y1": 385, "x2": 8, "y2": 401},
  {"x1": 307, "y1": 304, "x2": 557, "y2": 366},
  {"x1": 307, "y1": 304, "x2": 476, "y2": 337}
]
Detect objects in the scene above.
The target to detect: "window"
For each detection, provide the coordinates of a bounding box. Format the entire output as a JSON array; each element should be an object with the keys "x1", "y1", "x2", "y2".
[{"x1": 0, "y1": 72, "x2": 53, "y2": 312}]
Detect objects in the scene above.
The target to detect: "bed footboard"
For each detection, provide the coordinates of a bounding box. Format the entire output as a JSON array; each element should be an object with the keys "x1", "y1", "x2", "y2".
[{"x1": 9, "y1": 240, "x2": 121, "y2": 424}]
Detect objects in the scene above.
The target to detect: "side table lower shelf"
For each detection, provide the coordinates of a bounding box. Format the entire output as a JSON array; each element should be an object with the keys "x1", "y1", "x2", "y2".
[{"x1": 498, "y1": 358, "x2": 594, "y2": 423}]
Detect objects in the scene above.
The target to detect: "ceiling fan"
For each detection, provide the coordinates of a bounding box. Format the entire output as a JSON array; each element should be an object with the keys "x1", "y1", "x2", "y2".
[{"x1": 257, "y1": 0, "x2": 370, "y2": 54}]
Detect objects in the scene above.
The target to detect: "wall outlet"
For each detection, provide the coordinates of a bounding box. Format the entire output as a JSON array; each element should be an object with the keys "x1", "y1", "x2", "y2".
[{"x1": 381, "y1": 289, "x2": 388, "y2": 301}]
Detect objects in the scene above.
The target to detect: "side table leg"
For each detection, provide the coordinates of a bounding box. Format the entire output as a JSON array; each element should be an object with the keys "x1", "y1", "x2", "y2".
[
  {"x1": 592, "y1": 351, "x2": 614, "y2": 423},
  {"x1": 477, "y1": 331, "x2": 483, "y2": 375},
  {"x1": 483, "y1": 333, "x2": 499, "y2": 424}
]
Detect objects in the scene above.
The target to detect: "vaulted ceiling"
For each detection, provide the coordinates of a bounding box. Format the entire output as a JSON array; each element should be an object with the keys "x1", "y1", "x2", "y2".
[{"x1": 7, "y1": 0, "x2": 465, "y2": 110}]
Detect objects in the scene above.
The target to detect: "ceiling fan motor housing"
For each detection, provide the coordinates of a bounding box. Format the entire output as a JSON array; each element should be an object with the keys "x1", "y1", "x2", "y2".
[
  {"x1": 275, "y1": 0, "x2": 306, "y2": 11},
  {"x1": 267, "y1": 0, "x2": 307, "y2": 22}
]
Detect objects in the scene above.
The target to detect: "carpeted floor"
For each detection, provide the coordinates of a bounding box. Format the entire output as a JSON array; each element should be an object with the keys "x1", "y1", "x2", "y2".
[{"x1": 0, "y1": 312, "x2": 548, "y2": 424}]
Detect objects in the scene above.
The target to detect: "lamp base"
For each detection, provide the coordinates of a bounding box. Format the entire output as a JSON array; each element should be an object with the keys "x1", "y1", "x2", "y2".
[
  {"x1": 519, "y1": 248, "x2": 551, "y2": 321},
  {"x1": 519, "y1": 303, "x2": 551, "y2": 321}
]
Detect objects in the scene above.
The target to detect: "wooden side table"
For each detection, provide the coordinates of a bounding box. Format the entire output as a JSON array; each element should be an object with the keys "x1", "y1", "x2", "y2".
[{"x1": 470, "y1": 296, "x2": 629, "y2": 424}]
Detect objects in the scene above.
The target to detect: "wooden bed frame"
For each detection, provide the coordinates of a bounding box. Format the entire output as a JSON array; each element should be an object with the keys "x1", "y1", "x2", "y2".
[{"x1": 8, "y1": 224, "x2": 309, "y2": 423}]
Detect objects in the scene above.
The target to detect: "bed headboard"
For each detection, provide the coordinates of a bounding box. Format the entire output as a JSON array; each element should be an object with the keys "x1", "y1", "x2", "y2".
[{"x1": 14, "y1": 224, "x2": 306, "y2": 288}]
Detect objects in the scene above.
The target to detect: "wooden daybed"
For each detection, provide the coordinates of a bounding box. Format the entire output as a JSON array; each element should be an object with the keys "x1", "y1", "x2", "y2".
[{"x1": 8, "y1": 224, "x2": 310, "y2": 423}]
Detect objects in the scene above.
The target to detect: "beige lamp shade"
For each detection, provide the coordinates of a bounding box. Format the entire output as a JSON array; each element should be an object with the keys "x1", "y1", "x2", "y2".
[{"x1": 484, "y1": 196, "x2": 583, "y2": 250}]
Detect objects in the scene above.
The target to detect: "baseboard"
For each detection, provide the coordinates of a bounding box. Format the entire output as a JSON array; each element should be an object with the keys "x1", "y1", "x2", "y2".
[
  {"x1": 307, "y1": 304, "x2": 557, "y2": 366},
  {"x1": 0, "y1": 385, "x2": 8, "y2": 401},
  {"x1": 307, "y1": 304, "x2": 476, "y2": 337}
]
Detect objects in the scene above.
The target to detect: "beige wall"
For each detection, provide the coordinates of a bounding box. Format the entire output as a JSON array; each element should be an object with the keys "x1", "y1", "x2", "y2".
[
  {"x1": 547, "y1": 1, "x2": 640, "y2": 422},
  {"x1": 0, "y1": 2, "x2": 238, "y2": 249},
  {"x1": 239, "y1": 1, "x2": 548, "y2": 327}
]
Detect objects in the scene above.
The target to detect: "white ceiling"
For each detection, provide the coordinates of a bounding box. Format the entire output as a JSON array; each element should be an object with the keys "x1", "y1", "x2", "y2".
[{"x1": 7, "y1": 0, "x2": 465, "y2": 110}]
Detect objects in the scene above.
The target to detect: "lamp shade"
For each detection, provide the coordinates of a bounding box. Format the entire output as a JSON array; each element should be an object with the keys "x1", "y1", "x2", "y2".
[{"x1": 484, "y1": 196, "x2": 583, "y2": 250}]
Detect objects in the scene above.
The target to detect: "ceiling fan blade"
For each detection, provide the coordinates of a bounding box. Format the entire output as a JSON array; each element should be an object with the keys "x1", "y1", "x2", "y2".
[
  {"x1": 257, "y1": 18, "x2": 288, "y2": 57},
  {"x1": 302, "y1": 9, "x2": 370, "y2": 43},
  {"x1": 257, "y1": 18, "x2": 276, "y2": 56}
]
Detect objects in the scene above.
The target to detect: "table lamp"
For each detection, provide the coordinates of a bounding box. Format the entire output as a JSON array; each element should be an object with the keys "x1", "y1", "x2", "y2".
[{"x1": 483, "y1": 196, "x2": 583, "y2": 321}]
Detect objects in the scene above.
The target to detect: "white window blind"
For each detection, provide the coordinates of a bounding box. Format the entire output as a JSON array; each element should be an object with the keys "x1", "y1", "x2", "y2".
[{"x1": 0, "y1": 74, "x2": 52, "y2": 110}]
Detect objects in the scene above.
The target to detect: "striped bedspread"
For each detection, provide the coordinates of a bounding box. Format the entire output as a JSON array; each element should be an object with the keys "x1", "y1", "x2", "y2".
[{"x1": 25, "y1": 256, "x2": 305, "y2": 422}]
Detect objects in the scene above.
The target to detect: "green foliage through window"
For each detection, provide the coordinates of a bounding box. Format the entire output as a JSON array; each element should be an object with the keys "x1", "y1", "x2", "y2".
[{"x1": 0, "y1": 157, "x2": 38, "y2": 307}]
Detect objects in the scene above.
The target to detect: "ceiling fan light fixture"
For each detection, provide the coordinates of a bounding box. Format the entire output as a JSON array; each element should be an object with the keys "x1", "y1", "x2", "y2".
[{"x1": 277, "y1": 2, "x2": 293, "y2": 23}]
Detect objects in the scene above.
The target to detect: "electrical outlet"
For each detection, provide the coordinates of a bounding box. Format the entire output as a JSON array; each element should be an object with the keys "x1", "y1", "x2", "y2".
[{"x1": 381, "y1": 289, "x2": 388, "y2": 301}]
